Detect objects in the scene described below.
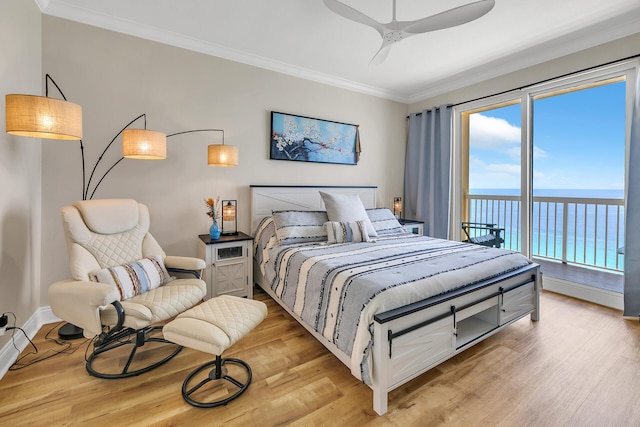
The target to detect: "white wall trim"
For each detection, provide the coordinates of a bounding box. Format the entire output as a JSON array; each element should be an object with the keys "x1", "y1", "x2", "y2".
[
  {"x1": 543, "y1": 276, "x2": 623, "y2": 311},
  {"x1": 0, "y1": 307, "x2": 60, "y2": 380},
  {"x1": 37, "y1": 1, "x2": 407, "y2": 103}
]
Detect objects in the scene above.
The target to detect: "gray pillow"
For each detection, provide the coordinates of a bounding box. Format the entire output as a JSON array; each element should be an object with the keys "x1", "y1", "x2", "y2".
[
  {"x1": 319, "y1": 191, "x2": 378, "y2": 237},
  {"x1": 272, "y1": 210, "x2": 328, "y2": 245},
  {"x1": 366, "y1": 208, "x2": 406, "y2": 236}
]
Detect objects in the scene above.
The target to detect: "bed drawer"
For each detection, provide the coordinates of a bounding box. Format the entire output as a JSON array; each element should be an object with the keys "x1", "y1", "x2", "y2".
[
  {"x1": 388, "y1": 316, "x2": 455, "y2": 387},
  {"x1": 500, "y1": 281, "x2": 535, "y2": 324}
]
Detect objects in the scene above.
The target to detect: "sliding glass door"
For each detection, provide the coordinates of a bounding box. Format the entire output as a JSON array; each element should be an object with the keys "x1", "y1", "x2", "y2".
[
  {"x1": 453, "y1": 62, "x2": 634, "y2": 305},
  {"x1": 463, "y1": 102, "x2": 522, "y2": 251},
  {"x1": 532, "y1": 80, "x2": 626, "y2": 273}
]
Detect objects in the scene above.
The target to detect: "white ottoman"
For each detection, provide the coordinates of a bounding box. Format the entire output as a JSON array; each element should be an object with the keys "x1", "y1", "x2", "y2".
[{"x1": 163, "y1": 295, "x2": 268, "y2": 408}]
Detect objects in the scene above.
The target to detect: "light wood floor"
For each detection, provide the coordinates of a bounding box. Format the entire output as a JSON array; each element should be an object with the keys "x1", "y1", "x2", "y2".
[{"x1": 1, "y1": 288, "x2": 640, "y2": 426}]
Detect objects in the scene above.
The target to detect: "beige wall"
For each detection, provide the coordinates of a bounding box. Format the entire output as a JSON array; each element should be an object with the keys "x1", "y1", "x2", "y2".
[
  {"x1": 39, "y1": 16, "x2": 409, "y2": 305},
  {"x1": 0, "y1": 0, "x2": 42, "y2": 349}
]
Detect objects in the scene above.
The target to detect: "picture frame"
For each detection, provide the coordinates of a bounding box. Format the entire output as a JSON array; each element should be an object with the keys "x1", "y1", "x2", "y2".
[{"x1": 270, "y1": 111, "x2": 358, "y2": 165}]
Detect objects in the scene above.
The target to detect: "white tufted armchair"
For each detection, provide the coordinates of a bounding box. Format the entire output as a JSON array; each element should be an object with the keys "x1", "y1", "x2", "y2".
[{"x1": 49, "y1": 199, "x2": 207, "y2": 378}]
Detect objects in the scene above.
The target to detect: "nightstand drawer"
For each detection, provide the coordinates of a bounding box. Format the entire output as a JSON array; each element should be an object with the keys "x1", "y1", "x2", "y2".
[{"x1": 216, "y1": 245, "x2": 244, "y2": 261}]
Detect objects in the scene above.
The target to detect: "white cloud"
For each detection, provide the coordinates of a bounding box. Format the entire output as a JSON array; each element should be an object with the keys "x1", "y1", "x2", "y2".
[
  {"x1": 533, "y1": 146, "x2": 547, "y2": 159},
  {"x1": 504, "y1": 145, "x2": 547, "y2": 161},
  {"x1": 506, "y1": 146, "x2": 521, "y2": 161},
  {"x1": 469, "y1": 158, "x2": 521, "y2": 189},
  {"x1": 470, "y1": 113, "x2": 520, "y2": 150},
  {"x1": 485, "y1": 163, "x2": 521, "y2": 175}
]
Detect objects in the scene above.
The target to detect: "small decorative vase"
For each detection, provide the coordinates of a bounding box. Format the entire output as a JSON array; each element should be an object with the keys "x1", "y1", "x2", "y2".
[{"x1": 209, "y1": 219, "x2": 221, "y2": 240}]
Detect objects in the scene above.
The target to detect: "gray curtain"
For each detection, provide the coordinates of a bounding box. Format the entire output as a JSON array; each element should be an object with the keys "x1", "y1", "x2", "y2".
[
  {"x1": 405, "y1": 105, "x2": 452, "y2": 239},
  {"x1": 624, "y1": 70, "x2": 640, "y2": 317}
]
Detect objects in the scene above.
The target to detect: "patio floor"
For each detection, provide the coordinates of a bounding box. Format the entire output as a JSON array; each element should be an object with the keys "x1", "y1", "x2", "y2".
[{"x1": 533, "y1": 257, "x2": 623, "y2": 293}]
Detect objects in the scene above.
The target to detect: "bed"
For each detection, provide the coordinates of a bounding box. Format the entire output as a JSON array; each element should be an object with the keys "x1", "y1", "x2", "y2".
[{"x1": 250, "y1": 185, "x2": 540, "y2": 415}]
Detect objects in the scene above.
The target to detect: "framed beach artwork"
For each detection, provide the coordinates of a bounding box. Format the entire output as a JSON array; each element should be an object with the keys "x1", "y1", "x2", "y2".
[{"x1": 270, "y1": 111, "x2": 359, "y2": 165}]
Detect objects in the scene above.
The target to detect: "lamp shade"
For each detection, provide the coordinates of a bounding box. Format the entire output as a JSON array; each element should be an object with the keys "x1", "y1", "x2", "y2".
[
  {"x1": 221, "y1": 200, "x2": 238, "y2": 235},
  {"x1": 208, "y1": 144, "x2": 238, "y2": 167},
  {"x1": 5, "y1": 94, "x2": 82, "y2": 140},
  {"x1": 122, "y1": 129, "x2": 167, "y2": 159},
  {"x1": 393, "y1": 197, "x2": 402, "y2": 218}
]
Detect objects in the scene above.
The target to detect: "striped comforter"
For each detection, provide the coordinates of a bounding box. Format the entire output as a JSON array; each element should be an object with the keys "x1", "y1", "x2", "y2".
[{"x1": 255, "y1": 218, "x2": 532, "y2": 384}]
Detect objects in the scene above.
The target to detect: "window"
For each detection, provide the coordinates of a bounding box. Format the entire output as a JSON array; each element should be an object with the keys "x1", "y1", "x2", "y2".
[{"x1": 453, "y1": 61, "x2": 637, "y2": 307}]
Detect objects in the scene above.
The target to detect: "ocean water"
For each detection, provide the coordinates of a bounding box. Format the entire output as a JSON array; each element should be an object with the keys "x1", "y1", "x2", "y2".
[
  {"x1": 470, "y1": 188, "x2": 625, "y2": 198},
  {"x1": 468, "y1": 189, "x2": 625, "y2": 270}
]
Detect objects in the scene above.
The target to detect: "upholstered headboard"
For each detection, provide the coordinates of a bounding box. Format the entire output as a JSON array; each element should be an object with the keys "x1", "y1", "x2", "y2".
[{"x1": 250, "y1": 185, "x2": 377, "y2": 233}]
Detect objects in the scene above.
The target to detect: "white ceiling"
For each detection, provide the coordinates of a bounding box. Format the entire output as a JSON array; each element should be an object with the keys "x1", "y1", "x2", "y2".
[{"x1": 37, "y1": 0, "x2": 640, "y2": 104}]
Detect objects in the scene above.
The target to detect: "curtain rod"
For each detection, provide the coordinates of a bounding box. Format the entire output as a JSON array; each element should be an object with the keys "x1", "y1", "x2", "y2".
[{"x1": 408, "y1": 52, "x2": 640, "y2": 117}]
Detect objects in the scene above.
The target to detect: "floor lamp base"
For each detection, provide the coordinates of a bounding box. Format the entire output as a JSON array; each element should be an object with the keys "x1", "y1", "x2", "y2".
[{"x1": 58, "y1": 322, "x2": 84, "y2": 340}]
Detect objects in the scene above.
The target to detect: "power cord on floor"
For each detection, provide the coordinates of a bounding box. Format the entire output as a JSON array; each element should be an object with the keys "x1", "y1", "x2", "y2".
[{"x1": 3, "y1": 313, "x2": 89, "y2": 371}]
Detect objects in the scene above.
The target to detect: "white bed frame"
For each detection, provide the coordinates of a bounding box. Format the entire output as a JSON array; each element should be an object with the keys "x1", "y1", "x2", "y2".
[{"x1": 250, "y1": 185, "x2": 541, "y2": 415}]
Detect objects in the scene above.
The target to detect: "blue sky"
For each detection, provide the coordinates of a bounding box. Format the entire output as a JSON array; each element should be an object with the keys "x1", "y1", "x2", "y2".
[{"x1": 469, "y1": 81, "x2": 626, "y2": 192}]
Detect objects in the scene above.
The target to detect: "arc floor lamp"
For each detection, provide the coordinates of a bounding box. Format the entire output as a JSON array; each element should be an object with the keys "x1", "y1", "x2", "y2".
[{"x1": 5, "y1": 74, "x2": 238, "y2": 339}]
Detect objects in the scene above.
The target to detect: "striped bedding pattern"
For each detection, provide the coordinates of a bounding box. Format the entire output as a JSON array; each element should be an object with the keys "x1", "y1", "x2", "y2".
[{"x1": 254, "y1": 216, "x2": 532, "y2": 384}]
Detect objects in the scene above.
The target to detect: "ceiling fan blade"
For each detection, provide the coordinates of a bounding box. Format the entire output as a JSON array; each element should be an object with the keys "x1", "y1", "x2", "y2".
[
  {"x1": 323, "y1": 0, "x2": 384, "y2": 36},
  {"x1": 369, "y1": 42, "x2": 393, "y2": 66},
  {"x1": 402, "y1": 0, "x2": 495, "y2": 34}
]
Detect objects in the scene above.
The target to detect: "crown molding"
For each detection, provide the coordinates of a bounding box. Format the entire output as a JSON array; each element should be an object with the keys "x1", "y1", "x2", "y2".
[
  {"x1": 406, "y1": 12, "x2": 640, "y2": 104},
  {"x1": 33, "y1": 0, "x2": 50, "y2": 11},
  {"x1": 39, "y1": 1, "x2": 640, "y2": 106},
  {"x1": 38, "y1": 0, "x2": 410, "y2": 103}
]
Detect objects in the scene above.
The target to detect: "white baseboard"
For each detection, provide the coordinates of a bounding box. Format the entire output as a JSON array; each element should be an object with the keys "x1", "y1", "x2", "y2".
[
  {"x1": 543, "y1": 276, "x2": 624, "y2": 310},
  {"x1": 0, "y1": 306, "x2": 60, "y2": 379}
]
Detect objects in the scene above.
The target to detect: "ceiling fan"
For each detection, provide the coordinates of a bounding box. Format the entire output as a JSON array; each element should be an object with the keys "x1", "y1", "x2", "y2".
[{"x1": 323, "y1": 0, "x2": 496, "y2": 65}]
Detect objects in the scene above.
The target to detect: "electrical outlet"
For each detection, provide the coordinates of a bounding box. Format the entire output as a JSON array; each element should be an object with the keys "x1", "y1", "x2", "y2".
[{"x1": 0, "y1": 314, "x2": 7, "y2": 336}]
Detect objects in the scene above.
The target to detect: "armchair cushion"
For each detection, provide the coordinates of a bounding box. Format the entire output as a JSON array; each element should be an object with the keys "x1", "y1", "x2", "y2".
[
  {"x1": 99, "y1": 278, "x2": 207, "y2": 327},
  {"x1": 89, "y1": 256, "x2": 171, "y2": 299}
]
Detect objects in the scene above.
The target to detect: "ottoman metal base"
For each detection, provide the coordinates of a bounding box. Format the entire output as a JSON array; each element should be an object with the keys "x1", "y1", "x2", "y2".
[{"x1": 182, "y1": 355, "x2": 252, "y2": 408}]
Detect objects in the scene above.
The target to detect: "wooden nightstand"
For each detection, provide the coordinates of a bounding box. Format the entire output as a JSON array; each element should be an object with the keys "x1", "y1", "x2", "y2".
[
  {"x1": 198, "y1": 232, "x2": 254, "y2": 299},
  {"x1": 398, "y1": 219, "x2": 424, "y2": 235}
]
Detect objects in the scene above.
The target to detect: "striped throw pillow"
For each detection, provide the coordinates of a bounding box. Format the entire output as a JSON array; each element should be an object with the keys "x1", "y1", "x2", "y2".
[
  {"x1": 325, "y1": 220, "x2": 371, "y2": 244},
  {"x1": 89, "y1": 256, "x2": 171, "y2": 300}
]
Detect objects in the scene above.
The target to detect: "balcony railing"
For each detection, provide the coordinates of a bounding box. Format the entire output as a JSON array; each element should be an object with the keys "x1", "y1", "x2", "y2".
[{"x1": 466, "y1": 194, "x2": 625, "y2": 272}]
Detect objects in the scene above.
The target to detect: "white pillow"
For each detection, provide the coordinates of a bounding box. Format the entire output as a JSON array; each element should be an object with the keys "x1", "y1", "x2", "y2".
[
  {"x1": 325, "y1": 221, "x2": 371, "y2": 244},
  {"x1": 89, "y1": 256, "x2": 171, "y2": 300},
  {"x1": 319, "y1": 191, "x2": 378, "y2": 237}
]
